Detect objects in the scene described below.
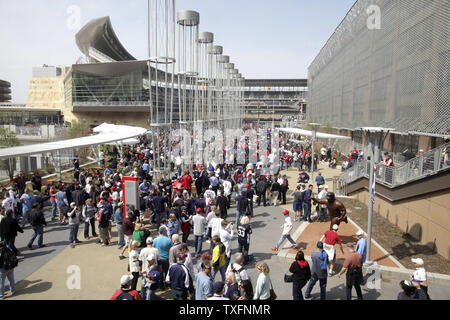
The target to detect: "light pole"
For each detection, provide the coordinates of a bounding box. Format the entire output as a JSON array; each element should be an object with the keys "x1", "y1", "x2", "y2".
[
  {"x1": 361, "y1": 127, "x2": 394, "y2": 265},
  {"x1": 309, "y1": 123, "x2": 321, "y2": 183}
]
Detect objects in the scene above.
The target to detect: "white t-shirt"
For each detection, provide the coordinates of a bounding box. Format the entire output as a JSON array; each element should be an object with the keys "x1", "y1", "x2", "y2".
[
  {"x1": 223, "y1": 181, "x2": 232, "y2": 196},
  {"x1": 211, "y1": 217, "x2": 223, "y2": 237},
  {"x1": 206, "y1": 211, "x2": 216, "y2": 228},
  {"x1": 318, "y1": 190, "x2": 328, "y2": 208},
  {"x1": 2, "y1": 197, "x2": 15, "y2": 212},
  {"x1": 129, "y1": 250, "x2": 140, "y2": 273},
  {"x1": 413, "y1": 267, "x2": 427, "y2": 282},
  {"x1": 268, "y1": 153, "x2": 275, "y2": 164},
  {"x1": 282, "y1": 216, "x2": 293, "y2": 235},
  {"x1": 220, "y1": 226, "x2": 234, "y2": 258}
]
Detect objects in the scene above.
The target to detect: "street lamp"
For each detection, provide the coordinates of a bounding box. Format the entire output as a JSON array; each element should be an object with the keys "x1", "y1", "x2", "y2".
[
  {"x1": 309, "y1": 122, "x2": 321, "y2": 182},
  {"x1": 361, "y1": 127, "x2": 394, "y2": 266}
]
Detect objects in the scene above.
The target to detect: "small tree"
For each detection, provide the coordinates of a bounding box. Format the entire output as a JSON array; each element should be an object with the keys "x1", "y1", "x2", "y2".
[
  {"x1": 0, "y1": 128, "x2": 21, "y2": 180},
  {"x1": 65, "y1": 121, "x2": 90, "y2": 139}
]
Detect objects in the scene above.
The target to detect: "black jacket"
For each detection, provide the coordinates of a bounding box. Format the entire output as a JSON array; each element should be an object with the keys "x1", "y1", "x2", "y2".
[
  {"x1": 28, "y1": 209, "x2": 47, "y2": 227},
  {"x1": 256, "y1": 181, "x2": 266, "y2": 193},
  {"x1": 0, "y1": 216, "x2": 24, "y2": 239},
  {"x1": 216, "y1": 195, "x2": 228, "y2": 213},
  {"x1": 289, "y1": 260, "x2": 311, "y2": 284}
]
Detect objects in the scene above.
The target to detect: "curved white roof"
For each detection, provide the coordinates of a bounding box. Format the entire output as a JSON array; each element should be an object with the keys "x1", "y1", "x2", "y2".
[{"x1": 0, "y1": 123, "x2": 147, "y2": 160}]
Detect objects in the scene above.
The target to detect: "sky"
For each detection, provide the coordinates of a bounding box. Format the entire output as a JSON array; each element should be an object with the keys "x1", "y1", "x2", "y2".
[{"x1": 0, "y1": 0, "x2": 355, "y2": 103}]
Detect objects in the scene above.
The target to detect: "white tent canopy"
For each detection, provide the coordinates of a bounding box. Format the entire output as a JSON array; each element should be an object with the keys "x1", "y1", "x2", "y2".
[
  {"x1": 0, "y1": 123, "x2": 147, "y2": 160},
  {"x1": 278, "y1": 127, "x2": 351, "y2": 140}
]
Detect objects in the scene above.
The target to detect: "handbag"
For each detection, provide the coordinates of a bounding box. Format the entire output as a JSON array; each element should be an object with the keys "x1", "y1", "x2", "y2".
[
  {"x1": 284, "y1": 273, "x2": 293, "y2": 283},
  {"x1": 269, "y1": 278, "x2": 277, "y2": 300}
]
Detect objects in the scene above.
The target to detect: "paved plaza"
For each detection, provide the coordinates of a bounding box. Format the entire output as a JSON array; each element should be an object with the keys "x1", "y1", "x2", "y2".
[{"x1": 4, "y1": 164, "x2": 449, "y2": 300}]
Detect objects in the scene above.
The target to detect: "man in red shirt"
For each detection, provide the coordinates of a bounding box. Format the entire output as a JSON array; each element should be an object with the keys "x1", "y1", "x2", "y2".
[
  {"x1": 110, "y1": 275, "x2": 142, "y2": 300},
  {"x1": 180, "y1": 171, "x2": 193, "y2": 196},
  {"x1": 319, "y1": 224, "x2": 344, "y2": 276}
]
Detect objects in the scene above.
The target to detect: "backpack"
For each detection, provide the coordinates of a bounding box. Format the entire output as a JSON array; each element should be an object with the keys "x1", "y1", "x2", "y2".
[
  {"x1": 113, "y1": 290, "x2": 137, "y2": 300},
  {"x1": 1, "y1": 246, "x2": 18, "y2": 270}
]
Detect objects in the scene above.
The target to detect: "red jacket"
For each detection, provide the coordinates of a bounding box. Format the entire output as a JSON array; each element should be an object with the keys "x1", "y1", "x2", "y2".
[{"x1": 180, "y1": 174, "x2": 193, "y2": 190}]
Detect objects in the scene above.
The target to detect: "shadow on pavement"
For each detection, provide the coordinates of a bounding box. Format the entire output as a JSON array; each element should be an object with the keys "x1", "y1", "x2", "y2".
[
  {"x1": 19, "y1": 249, "x2": 56, "y2": 260},
  {"x1": 250, "y1": 221, "x2": 267, "y2": 229},
  {"x1": 14, "y1": 279, "x2": 53, "y2": 296}
]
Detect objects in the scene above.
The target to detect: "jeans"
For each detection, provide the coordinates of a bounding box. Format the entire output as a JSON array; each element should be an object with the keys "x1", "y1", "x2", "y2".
[
  {"x1": 155, "y1": 212, "x2": 163, "y2": 231},
  {"x1": 28, "y1": 224, "x2": 44, "y2": 247},
  {"x1": 305, "y1": 273, "x2": 327, "y2": 300},
  {"x1": 276, "y1": 234, "x2": 297, "y2": 249},
  {"x1": 256, "y1": 192, "x2": 266, "y2": 206},
  {"x1": 51, "y1": 201, "x2": 57, "y2": 219},
  {"x1": 292, "y1": 280, "x2": 307, "y2": 300},
  {"x1": 172, "y1": 289, "x2": 188, "y2": 300},
  {"x1": 4, "y1": 237, "x2": 19, "y2": 255},
  {"x1": 211, "y1": 266, "x2": 226, "y2": 282},
  {"x1": 303, "y1": 202, "x2": 311, "y2": 221},
  {"x1": 21, "y1": 208, "x2": 30, "y2": 227},
  {"x1": 318, "y1": 207, "x2": 327, "y2": 222},
  {"x1": 194, "y1": 235, "x2": 203, "y2": 256},
  {"x1": 238, "y1": 242, "x2": 250, "y2": 265},
  {"x1": 69, "y1": 224, "x2": 80, "y2": 243},
  {"x1": 116, "y1": 223, "x2": 124, "y2": 248},
  {"x1": 146, "y1": 287, "x2": 163, "y2": 300},
  {"x1": 235, "y1": 211, "x2": 244, "y2": 227},
  {"x1": 0, "y1": 268, "x2": 15, "y2": 297},
  {"x1": 84, "y1": 218, "x2": 97, "y2": 238}
]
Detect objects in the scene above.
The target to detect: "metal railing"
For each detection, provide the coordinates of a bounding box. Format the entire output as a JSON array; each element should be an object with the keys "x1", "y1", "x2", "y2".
[{"x1": 337, "y1": 142, "x2": 450, "y2": 192}]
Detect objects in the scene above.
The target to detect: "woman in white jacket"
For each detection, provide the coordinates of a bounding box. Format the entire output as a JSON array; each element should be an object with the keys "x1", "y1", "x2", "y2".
[{"x1": 254, "y1": 262, "x2": 271, "y2": 300}]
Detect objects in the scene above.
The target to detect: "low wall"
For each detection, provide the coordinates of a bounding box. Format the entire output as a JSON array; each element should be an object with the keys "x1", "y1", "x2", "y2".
[{"x1": 351, "y1": 188, "x2": 450, "y2": 260}]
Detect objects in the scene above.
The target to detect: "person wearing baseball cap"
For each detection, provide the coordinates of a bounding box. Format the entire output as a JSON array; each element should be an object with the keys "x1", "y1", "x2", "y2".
[
  {"x1": 110, "y1": 275, "x2": 142, "y2": 300},
  {"x1": 319, "y1": 224, "x2": 344, "y2": 276},
  {"x1": 305, "y1": 241, "x2": 328, "y2": 300},
  {"x1": 397, "y1": 280, "x2": 427, "y2": 300},
  {"x1": 411, "y1": 257, "x2": 430, "y2": 299},
  {"x1": 355, "y1": 230, "x2": 367, "y2": 262},
  {"x1": 272, "y1": 210, "x2": 298, "y2": 251}
]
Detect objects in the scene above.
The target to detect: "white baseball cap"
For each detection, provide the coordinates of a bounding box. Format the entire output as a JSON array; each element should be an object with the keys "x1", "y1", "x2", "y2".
[
  {"x1": 318, "y1": 185, "x2": 324, "y2": 189},
  {"x1": 411, "y1": 258, "x2": 424, "y2": 266},
  {"x1": 332, "y1": 224, "x2": 339, "y2": 230},
  {"x1": 356, "y1": 230, "x2": 364, "y2": 236},
  {"x1": 146, "y1": 253, "x2": 156, "y2": 261},
  {"x1": 324, "y1": 185, "x2": 329, "y2": 189},
  {"x1": 120, "y1": 274, "x2": 134, "y2": 286}
]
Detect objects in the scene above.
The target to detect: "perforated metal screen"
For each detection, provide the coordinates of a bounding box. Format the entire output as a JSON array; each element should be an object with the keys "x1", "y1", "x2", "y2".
[{"x1": 307, "y1": 0, "x2": 450, "y2": 135}]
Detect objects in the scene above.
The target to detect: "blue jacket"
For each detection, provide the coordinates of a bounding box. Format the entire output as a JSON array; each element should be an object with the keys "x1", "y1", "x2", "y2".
[{"x1": 303, "y1": 190, "x2": 312, "y2": 203}]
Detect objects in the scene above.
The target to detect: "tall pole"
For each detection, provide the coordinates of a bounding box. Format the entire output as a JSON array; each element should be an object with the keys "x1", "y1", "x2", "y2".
[{"x1": 366, "y1": 134, "x2": 375, "y2": 265}]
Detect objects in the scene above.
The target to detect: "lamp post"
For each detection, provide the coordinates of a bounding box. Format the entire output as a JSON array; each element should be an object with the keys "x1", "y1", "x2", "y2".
[
  {"x1": 361, "y1": 127, "x2": 394, "y2": 265},
  {"x1": 309, "y1": 123, "x2": 321, "y2": 183}
]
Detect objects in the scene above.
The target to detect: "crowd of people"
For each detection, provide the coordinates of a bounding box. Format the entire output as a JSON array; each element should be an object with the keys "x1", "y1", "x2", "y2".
[{"x1": 0, "y1": 133, "x2": 432, "y2": 300}]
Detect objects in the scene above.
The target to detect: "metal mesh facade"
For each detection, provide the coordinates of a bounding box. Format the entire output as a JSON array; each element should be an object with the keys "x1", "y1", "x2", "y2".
[{"x1": 308, "y1": 0, "x2": 450, "y2": 135}]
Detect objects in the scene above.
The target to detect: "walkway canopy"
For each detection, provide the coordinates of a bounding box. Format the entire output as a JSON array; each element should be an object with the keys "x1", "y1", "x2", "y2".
[
  {"x1": 278, "y1": 127, "x2": 351, "y2": 140},
  {"x1": 0, "y1": 123, "x2": 147, "y2": 160}
]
